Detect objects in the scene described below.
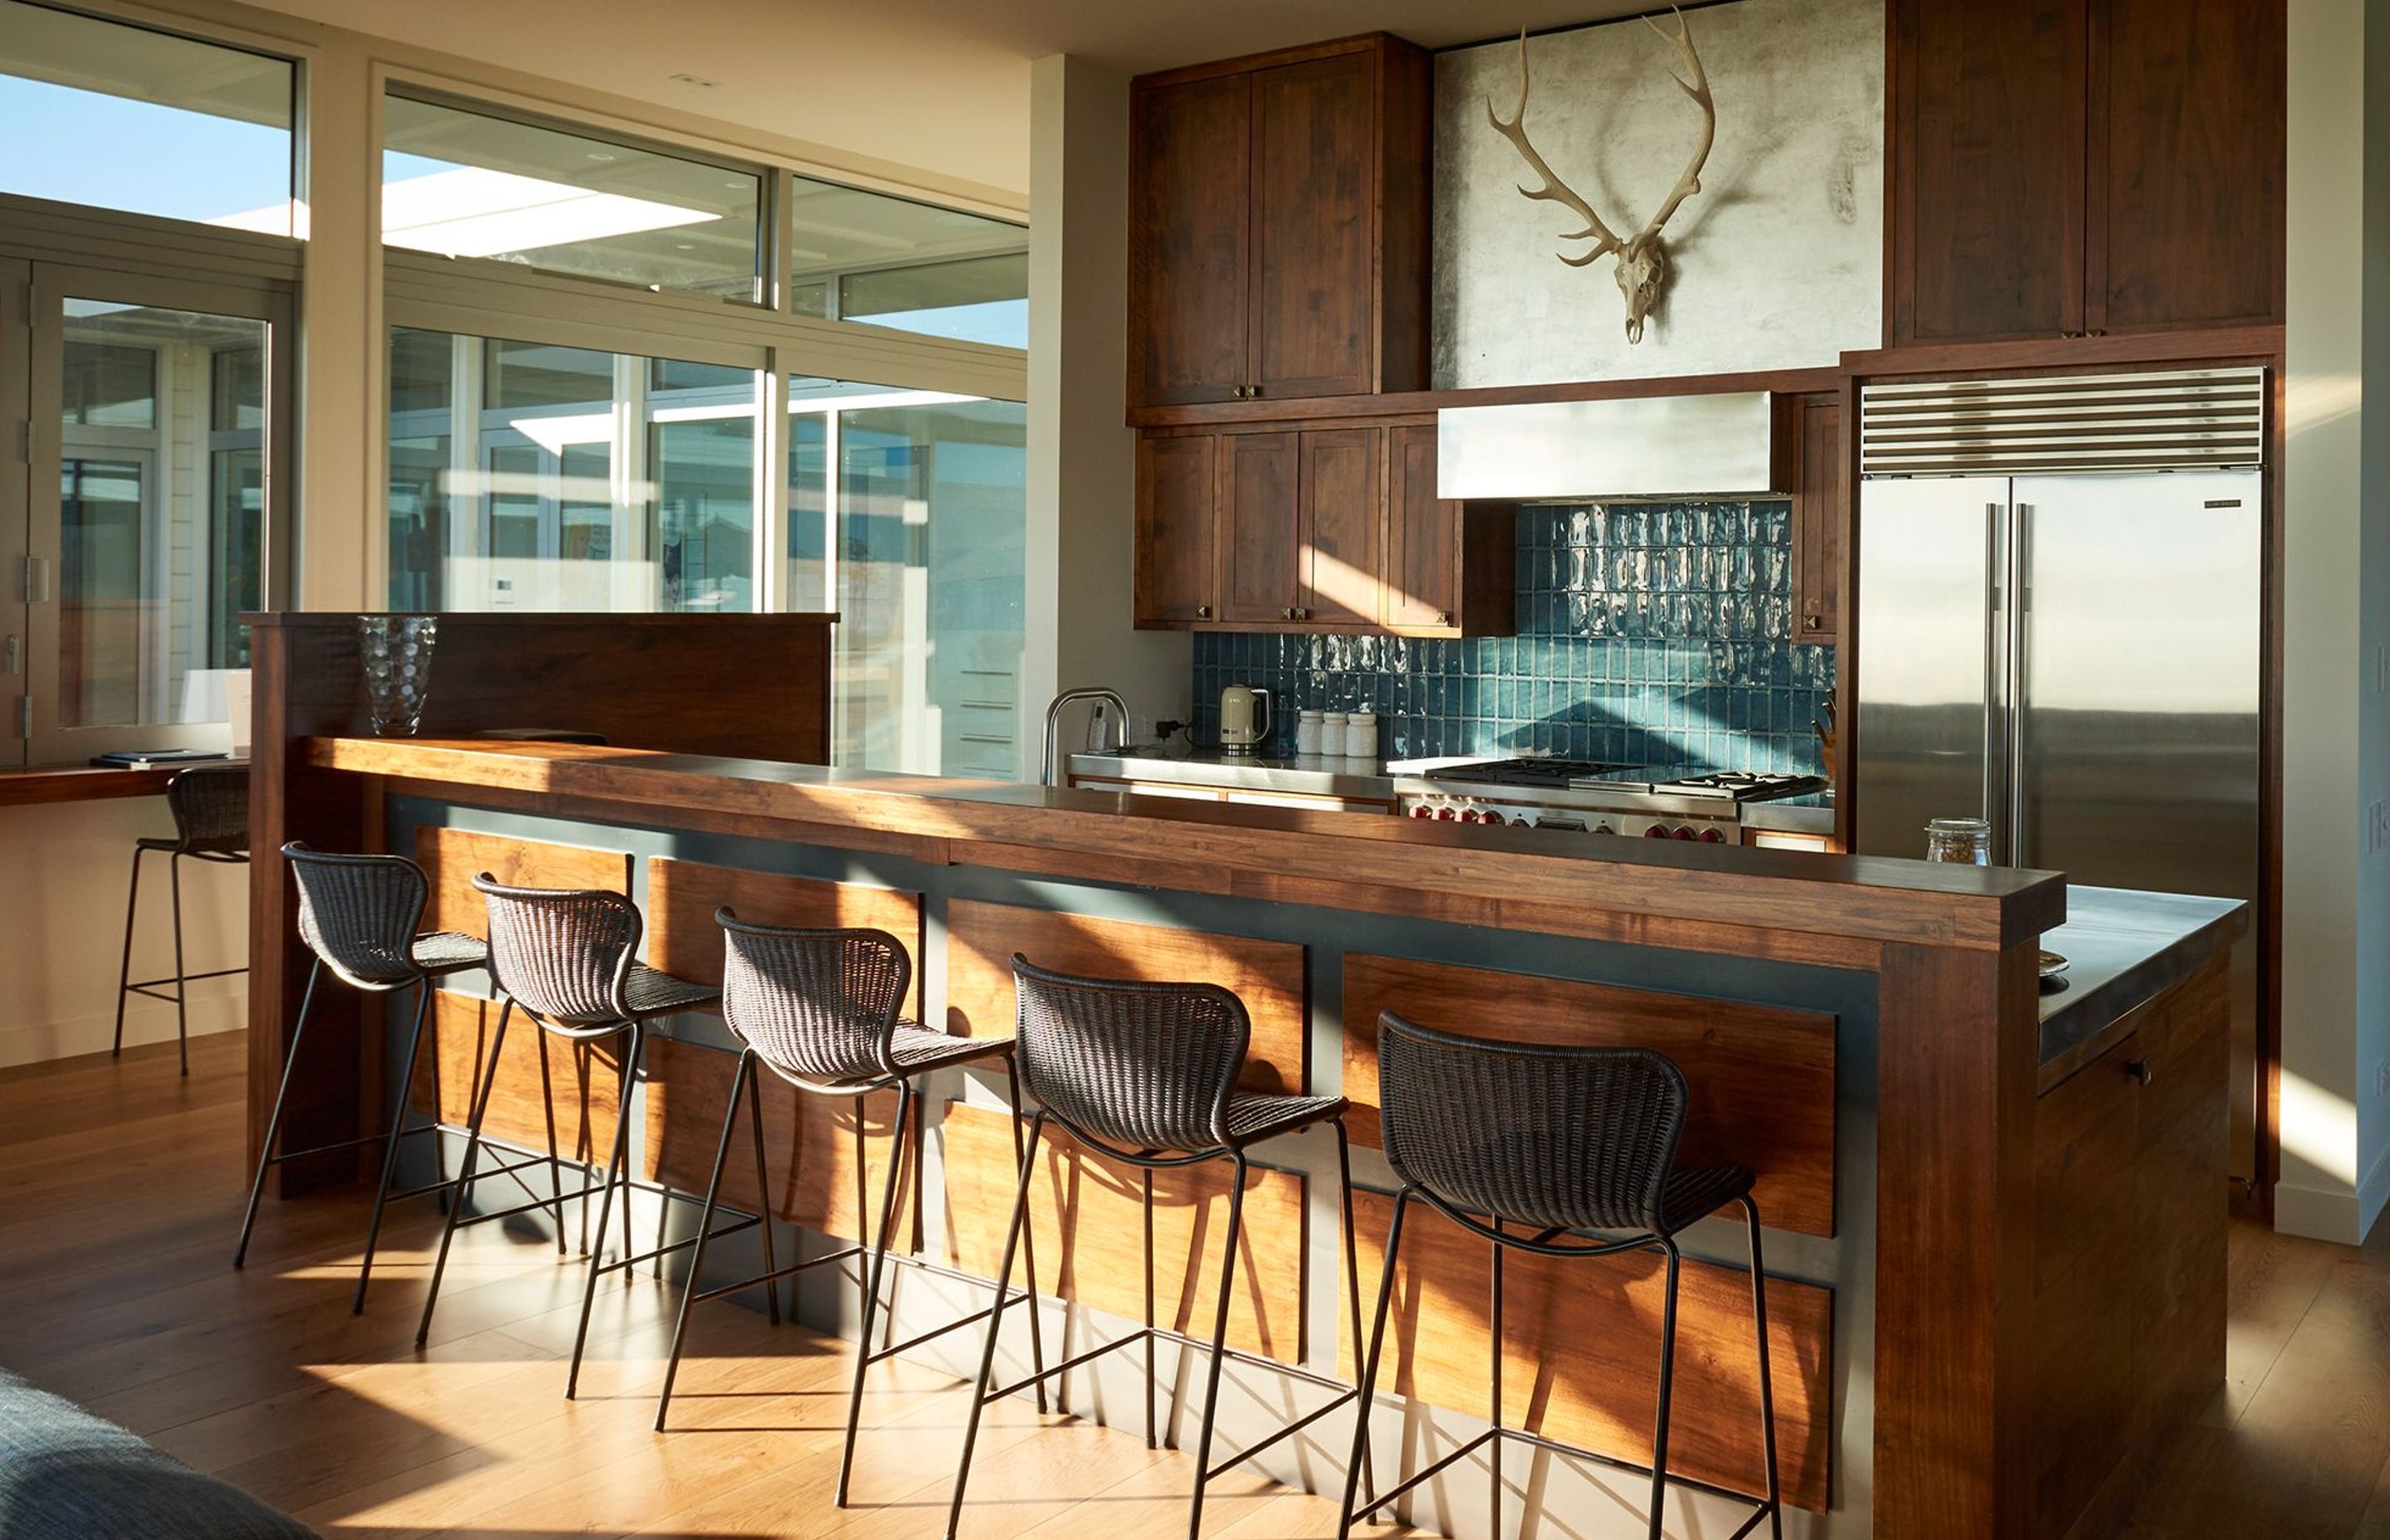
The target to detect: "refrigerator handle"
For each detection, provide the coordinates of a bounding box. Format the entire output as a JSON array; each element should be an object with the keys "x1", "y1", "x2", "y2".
[
  {"x1": 1983, "y1": 502, "x2": 2005, "y2": 840},
  {"x1": 2009, "y1": 504, "x2": 2033, "y2": 865}
]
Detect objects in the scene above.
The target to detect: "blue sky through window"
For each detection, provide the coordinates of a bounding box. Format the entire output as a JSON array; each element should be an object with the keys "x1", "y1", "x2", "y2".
[{"x1": 0, "y1": 76, "x2": 290, "y2": 229}]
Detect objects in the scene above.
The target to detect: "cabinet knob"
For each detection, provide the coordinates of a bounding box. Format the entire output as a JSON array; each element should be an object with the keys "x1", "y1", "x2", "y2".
[
  {"x1": 1280, "y1": 607, "x2": 1295, "y2": 620},
  {"x1": 1804, "y1": 612, "x2": 1822, "y2": 629},
  {"x1": 1436, "y1": 612, "x2": 1453, "y2": 628},
  {"x1": 1195, "y1": 604, "x2": 1212, "y2": 620},
  {"x1": 1295, "y1": 606, "x2": 1310, "y2": 621},
  {"x1": 2127, "y1": 1058, "x2": 2154, "y2": 1087}
]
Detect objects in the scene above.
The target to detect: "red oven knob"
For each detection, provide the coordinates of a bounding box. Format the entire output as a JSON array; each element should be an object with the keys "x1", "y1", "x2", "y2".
[
  {"x1": 1482, "y1": 811, "x2": 1507, "y2": 827},
  {"x1": 1671, "y1": 826, "x2": 1695, "y2": 841},
  {"x1": 1407, "y1": 805, "x2": 1433, "y2": 819},
  {"x1": 1436, "y1": 806, "x2": 1458, "y2": 821},
  {"x1": 1643, "y1": 825, "x2": 1670, "y2": 838},
  {"x1": 1699, "y1": 828, "x2": 1725, "y2": 843}
]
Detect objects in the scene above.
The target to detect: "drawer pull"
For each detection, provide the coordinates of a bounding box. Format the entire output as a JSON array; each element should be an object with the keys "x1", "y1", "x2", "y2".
[{"x1": 2126, "y1": 1058, "x2": 2153, "y2": 1087}]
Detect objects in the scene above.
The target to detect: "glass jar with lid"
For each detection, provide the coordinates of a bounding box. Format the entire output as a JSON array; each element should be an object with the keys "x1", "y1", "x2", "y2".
[{"x1": 1924, "y1": 816, "x2": 1993, "y2": 865}]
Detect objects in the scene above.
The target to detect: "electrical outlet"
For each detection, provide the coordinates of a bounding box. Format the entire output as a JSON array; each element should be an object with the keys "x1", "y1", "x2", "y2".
[
  {"x1": 2376, "y1": 1060, "x2": 2390, "y2": 1100},
  {"x1": 2371, "y1": 802, "x2": 2389, "y2": 856},
  {"x1": 2376, "y1": 644, "x2": 2390, "y2": 694}
]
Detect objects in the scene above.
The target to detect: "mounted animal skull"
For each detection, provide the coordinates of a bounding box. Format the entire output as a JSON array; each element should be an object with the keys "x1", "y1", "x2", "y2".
[{"x1": 1487, "y1": 10, "x2": 1716, "y2": 343}]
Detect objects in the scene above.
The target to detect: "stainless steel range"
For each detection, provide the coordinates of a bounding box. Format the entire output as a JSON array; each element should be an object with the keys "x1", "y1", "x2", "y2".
[{"x1": 1389, "y1": 757, "x2": 1828, "y2": 842}]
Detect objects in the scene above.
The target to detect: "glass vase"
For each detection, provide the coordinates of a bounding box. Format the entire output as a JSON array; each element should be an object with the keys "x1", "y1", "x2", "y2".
[{"x1": 358, "y1": 615, "x2": 438, "y2": 737}]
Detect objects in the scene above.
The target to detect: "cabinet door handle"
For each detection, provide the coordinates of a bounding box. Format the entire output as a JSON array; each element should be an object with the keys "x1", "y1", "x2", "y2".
[
  {"x1": 1436, "y1": 612, "x2": 1453, "y2": 628},
  {"x1": 1295, "y1": 606, "x2": 1310, "y2": 621},
  {"x1": 2127, "y1": 1058, "x2": 2154, "y2": 1087},
  {"x1": 1195, "y1": 604, "x2": 1212, "y2": 620}
]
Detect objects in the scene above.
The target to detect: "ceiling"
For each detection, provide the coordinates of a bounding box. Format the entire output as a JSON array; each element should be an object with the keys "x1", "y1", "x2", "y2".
[{"x1": 246, "y1": 0, "x2": 1671, "y2": 199}]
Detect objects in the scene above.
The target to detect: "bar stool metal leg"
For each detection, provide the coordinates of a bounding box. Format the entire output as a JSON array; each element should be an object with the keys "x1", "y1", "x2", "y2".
[
  {"x1": 415, "y1": 999, "x2": 515, "y2": 1348},
  {"x1": 1490, "y1": 1217, "x2": 1505, "y2": 1540},
  {"x1": 747, "y1": 1057, "x2": 780, "y2": 1325},
  {"x1": 168, "y1": 853, "x2": 189, "y2": 1075},
  {"x1": 655, "y1": 1048, "x2": 753, "y2": 1427},
  {"x1": 1332, "y1": 1122, "x2": 1373, "y2": 1508},
  {"x1": 354, "y1": 980, "x2": 434, "y2": 1313},
  {"x1": 1744, "y1": 1197, "x2": 1783, "y2": 1538},
  {"x1": 568, "y1": 1022, "x2": 643, "y2": 1397},
  {"x1": 1142, "y1": 1167, "x2": 1157, "y2": 1450},
  {"x1": 835, "y1": 1080, "x2": 915, "y2": 1504},
  {"x1": 234, "y1": 959, "x2": 322, "y2": 1268},
  {"x1": 944, "y1": 1111, "x2": 1045, "y2": 1540},
  {"x1": 1647, "y1": 1240, "x2": 1682, "y2": 1540},
  {"x1": 1183, "y1": 1153, "x2": 1249, "y2": 1540},
  {"x1": 536, "y1": 1031, "x2": 567, "y2": 1257},
  {"x1": 1004, "y1": 1055, "x2": 1046, "y2": 1416},
  {"x1": 111, "y1": 846, "x2": 144, "y2": 1058},
  {"x1": 1337, "y1": 1188, "x2": 1409, "y2": 1540}
]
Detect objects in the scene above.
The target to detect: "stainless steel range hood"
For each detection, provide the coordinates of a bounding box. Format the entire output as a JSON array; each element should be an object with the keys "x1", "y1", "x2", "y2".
[{"x1": 1436, "y1": 391, "x2": 1782, "y2": 503}]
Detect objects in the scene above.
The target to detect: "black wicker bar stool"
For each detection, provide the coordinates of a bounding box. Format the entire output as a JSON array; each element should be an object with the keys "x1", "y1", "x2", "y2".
[
  {"x1": 655, "y1": 912, "x2": 1047, "y2": 1509},
  {"x1": 113, "y1": 764, "x2": 251, "y2": 1075},
  {"x1": 233, "y1": 843, "x2": 542, "y2": 1312},
  {"x1": 946, "y1": 956, "x2": 1370, "y2": 1540},
  {"x1": 412, "y1": 875, "x2": 761, "y2": 1397},
  {"x1": 1338, "y1": 1012, "x2": 1782, "y2": 1540}
]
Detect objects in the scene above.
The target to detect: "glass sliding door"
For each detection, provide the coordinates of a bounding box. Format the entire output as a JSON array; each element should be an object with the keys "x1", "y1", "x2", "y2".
[
  {"x1": 0, "y1": 261, "x2": 24, "y2": 767},
  {"x1": 785, "y1": 377, "x2": 1027, "y2": 777},
  {"x1": 24, "y1": 266, "x2": 288, "y2": 763},
  {"x1": 385, "y1": 328, "x2": 761, "y2": 614}
]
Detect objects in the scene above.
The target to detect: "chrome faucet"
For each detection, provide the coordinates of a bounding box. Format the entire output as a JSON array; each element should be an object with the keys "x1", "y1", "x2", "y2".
[{"x1": 1041, "y1": 687, "x2": 1128, "y2": 787}]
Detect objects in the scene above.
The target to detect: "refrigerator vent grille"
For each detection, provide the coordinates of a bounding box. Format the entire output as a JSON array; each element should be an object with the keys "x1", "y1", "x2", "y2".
[{"x1": 1859, "y1": 368, "x2": 2266, "y2": 477}]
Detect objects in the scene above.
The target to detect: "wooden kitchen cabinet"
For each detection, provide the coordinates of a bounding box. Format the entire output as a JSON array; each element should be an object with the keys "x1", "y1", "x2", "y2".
[
  {"x1": 1384, "y1": 423, "x2": 1514, "y2": 636},
  {"x1": 1133, "y1": 422, "x2": 1512, "y2": 637},
  {"x1": 1129, "y1": 35, "x2": 1429, "y2": 409},
  {"x1": 1886, "y1": 0, "x2": 2284, "y2": 345},
  {"x1": 1134, "y1": 431, "x2": 1221, "y2": 626},
  {"x1": 2024, "y1": 960, "x2": 2229, "y2": 1538},
  {"x1": 1299, "y1": 428, "x2": 1383, "y2": 626},
  {"x1": 1786, "y1": 394, "x2": 1843, "y2": 646},
  {"x1": 1216, "y1": 431, "x2": 1303, "y2": 624}
]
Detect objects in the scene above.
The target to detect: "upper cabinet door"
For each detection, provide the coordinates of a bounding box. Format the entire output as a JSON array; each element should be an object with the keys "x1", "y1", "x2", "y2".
[
  {"x1": 1131, "y1": 73, "x2": 1252, "y2": 407},
  {"x1": 1215, "y1": 431, "x2": 1303, "y2": 624},
  {"x1": 1248, "y1": 53, "x2": 1378, "y2": 402},
  {"x1": 1383, "y1": 423, "x2": 1457, "y2": 631},
  {"x1": 2087, "y1": 0, "x2": 2285, "y2": 334},
  {"x1": 1889, "y1": 0, "x2": 2089, "y2": 344},
  {"x1": 1299, "y1": 427, "x2": 1383, "y2": 626}
]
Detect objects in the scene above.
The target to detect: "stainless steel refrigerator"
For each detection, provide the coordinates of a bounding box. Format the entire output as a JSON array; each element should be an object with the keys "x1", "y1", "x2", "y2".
[{"x1": 1854, "y1": 368, "x2": 2265, "y2": 1181}]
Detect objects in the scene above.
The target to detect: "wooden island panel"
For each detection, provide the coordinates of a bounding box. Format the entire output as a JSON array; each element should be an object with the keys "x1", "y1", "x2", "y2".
[
  {"x1": 641, "y1": 1036, "x2": 914, "y2": 1246},
  {"x1": 939, "y1": 1100, "x2": 1307, "y2": 1364},
  {"x1": 945, "y1": 899, "x2": 1308, "y2": 1094},
  {"x1": 1339, "y1": 1186, "x2": 1832, "y2": 1513},
  {"x1": 413, "y1": 827, "x2": 632, "y2": 938},
  {"x1": 646, "y1": 858, "x2": 924, "y2": 1017},
  {"x1": 409, "y1": 991, "x2": 624, "y2": 1164},
  {"x1": 1342, "y1": 955, "x2": 1839, "y2": 1238}
]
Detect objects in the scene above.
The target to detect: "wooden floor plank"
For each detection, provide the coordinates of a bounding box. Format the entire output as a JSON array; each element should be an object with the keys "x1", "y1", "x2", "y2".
[{"x1": 2, "y1": 1031, "x2": 2386, "y2": 1540}]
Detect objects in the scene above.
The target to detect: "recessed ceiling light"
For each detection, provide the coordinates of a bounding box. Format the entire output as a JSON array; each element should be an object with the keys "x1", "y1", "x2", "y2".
[
  {"x1": 669, "y1": 72, "x2": 720, "y2": 88},
  {"x1": 586, "y1": 151, "x2": 617, "y2": 163},
  {"x1": 675, "y1": 242, "x2": 696, "y2": 251}
]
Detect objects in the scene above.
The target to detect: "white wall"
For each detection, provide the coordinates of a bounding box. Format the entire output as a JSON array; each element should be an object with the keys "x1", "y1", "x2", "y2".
[
  {"x1": 0, "y1": 801, "x2": 246, "y2": 1068},
  {"x1": 1022, "y1": 54, "x2": 1190, "y2": 753},
  {"x1": 2278, "y1": 0, "x2": 2388, "y2": 1245}
]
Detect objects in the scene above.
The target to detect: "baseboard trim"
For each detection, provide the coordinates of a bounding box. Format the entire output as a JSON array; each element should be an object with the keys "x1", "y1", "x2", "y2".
[{"x1": 0, "y1": 982, "x2": 246, "y2": 1070}]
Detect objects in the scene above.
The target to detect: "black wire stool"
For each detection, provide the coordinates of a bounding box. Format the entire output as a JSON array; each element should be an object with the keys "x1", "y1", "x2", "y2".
[
  {"x1": 113, "y1": 764, "x2": 250, "y2": 1075},
  {"x1": 1338, "y1": 1011, "x2": 1782, "y2": 1540},
  {"x1": 412, "y1": 875, "x2": 760, "y2": 1401},
  {"x1": 655, "y1": 910, "x2": 1048, "y2": 1511},
  {"x1": 945, "y1": 955, "x2": 1370, "y2": 1540},
  {"x1": 236, "y1": 842, "x2": 542, "y2": 1314}
]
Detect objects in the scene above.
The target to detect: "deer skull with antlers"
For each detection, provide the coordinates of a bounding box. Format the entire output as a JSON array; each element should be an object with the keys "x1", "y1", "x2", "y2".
[{"x1": 1487, "y1": 10, "x2": 1715, "y2": 344}]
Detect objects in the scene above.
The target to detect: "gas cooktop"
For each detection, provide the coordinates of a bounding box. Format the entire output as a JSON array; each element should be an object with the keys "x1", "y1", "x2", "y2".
[{"x1": 1413, "y1": 757, "x2": 1827, "y2": 803}]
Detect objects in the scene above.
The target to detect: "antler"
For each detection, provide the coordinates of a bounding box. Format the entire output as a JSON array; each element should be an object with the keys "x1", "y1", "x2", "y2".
[
  {"x1": 1485, "y1": 29, "x2": 1622, "y2": 268},
  {"x1": 1632, "y1": 7, "x2": 1715, "y2": 245}
]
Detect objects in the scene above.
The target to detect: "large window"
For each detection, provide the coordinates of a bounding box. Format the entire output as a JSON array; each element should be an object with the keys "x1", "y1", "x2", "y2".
[
  {"x1": 787, "y1": 378, "x2": 1027, "y2": 777},
  {"x1": 0, "y1": 0, "x2": 294, "y2": 233},
  {"x1": 387, "y1": 328, "x2": 759, "y2": 613},
  {"x1": 383, "y1": 95, "x2": 764, "y2": 301},
  {"x1": 785, "y1": 174, "x2": 1026, "y2": 348}
]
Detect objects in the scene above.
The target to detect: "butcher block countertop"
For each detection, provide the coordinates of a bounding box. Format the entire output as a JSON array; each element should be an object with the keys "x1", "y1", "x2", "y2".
[{"x1": 308, "y1": 736, "x2": 2064, "y2": 962}]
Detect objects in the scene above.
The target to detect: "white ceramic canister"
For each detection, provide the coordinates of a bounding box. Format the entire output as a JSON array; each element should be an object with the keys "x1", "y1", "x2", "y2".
[
  {"x1": 1294, "y1": 709, "x2": 1324, "y2": 755},
  {"x1": 1320, "y1": 711, "x2": 1348, "y2": 756},
  {"x1": 1344, "y1": 709, "x2": 1378, "y2": 759}
]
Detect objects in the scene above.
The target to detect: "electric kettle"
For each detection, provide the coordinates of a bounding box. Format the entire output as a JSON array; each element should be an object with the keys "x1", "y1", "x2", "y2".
[{"x1": 1218, "y1": 685, "x2": 1272, "y2": 756}]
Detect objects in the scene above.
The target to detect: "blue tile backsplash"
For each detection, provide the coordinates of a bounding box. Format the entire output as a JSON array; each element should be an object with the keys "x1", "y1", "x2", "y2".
[{"x1": 1189, "y1": 502, "x2": 1836, "y2": 773}]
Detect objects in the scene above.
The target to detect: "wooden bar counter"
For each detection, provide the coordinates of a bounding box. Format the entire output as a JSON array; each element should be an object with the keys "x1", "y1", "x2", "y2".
[{"x1": 243, "y1": 628, "x2": 2238, "y2": 1540}]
